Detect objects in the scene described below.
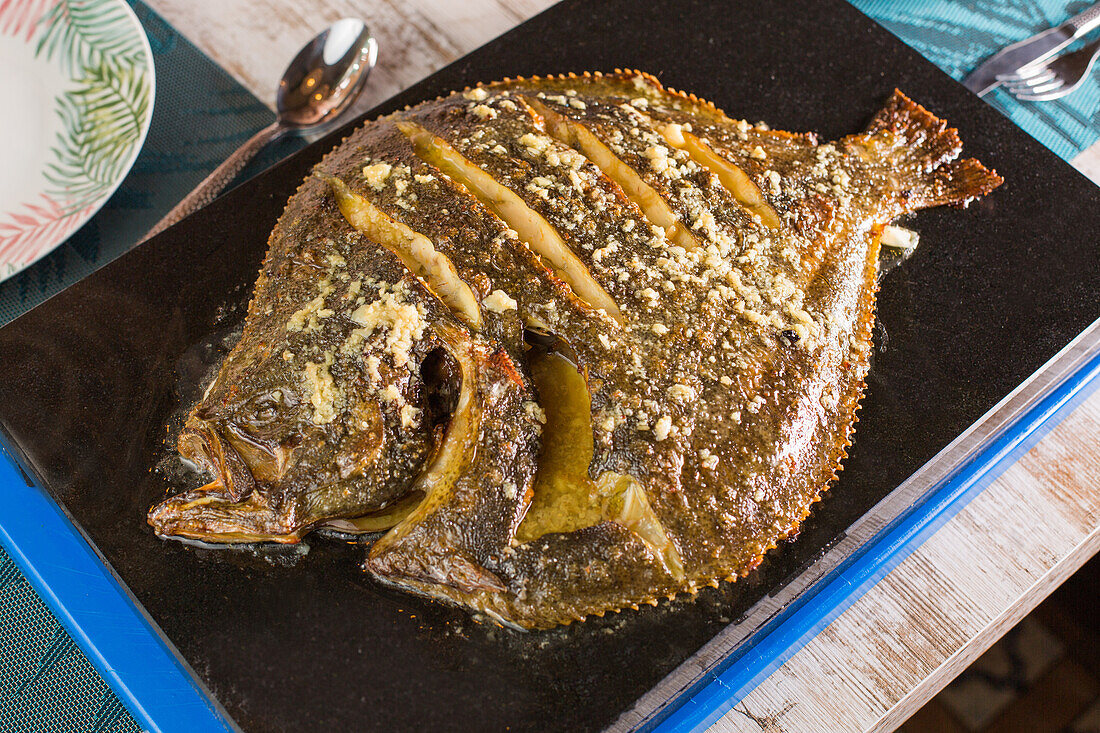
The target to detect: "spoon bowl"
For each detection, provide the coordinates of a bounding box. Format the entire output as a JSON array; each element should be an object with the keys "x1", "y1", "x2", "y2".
[{"x1": 278, "y1": 18, "x2": 378, "y2": 128}]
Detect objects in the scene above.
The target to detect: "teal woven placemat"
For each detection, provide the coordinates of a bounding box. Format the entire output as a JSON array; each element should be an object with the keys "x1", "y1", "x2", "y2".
[
  {"x1": 2, "y1": 1, "x2": 1099, "y2": 731},
  {"x1": 852, "y1": 0, "x2": 1100, "y2": 160}
]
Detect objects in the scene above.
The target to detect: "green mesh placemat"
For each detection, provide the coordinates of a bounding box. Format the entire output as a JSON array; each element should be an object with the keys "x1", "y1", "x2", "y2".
[{"x1": 0, "y1": 548, "x2": 141, "y2": 732}]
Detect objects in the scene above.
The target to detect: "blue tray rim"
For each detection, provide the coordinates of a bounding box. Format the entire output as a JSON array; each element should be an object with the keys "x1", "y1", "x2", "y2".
[{"x1": 0, "y1": 447, "x2": 237, "y2": 730}]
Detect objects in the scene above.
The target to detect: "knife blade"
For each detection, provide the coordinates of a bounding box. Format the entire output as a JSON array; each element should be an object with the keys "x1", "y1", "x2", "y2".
[{"x1": 963, "y1": 2, "x2": 1100, "y2": 97}]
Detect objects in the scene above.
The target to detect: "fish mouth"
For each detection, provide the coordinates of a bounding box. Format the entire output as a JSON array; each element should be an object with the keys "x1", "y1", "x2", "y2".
[
  {"x1": 178, "y1": 421, "x2": 258, "y2": 502},
  {"x1": 178, "y1": 416, "x2": 300, "y2": 503},
  {"x1": 157, "y1": 416, "x2": 416, "y2": 543},
  {"x1": 147, "y1": 482, "x2": 303, "y2": 544},
  {"x1": 151, "y1": 420, "x2": 304, "y2": 543}
]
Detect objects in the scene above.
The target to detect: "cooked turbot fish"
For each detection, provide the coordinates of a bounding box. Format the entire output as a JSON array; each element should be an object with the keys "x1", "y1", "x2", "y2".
[{"x1": 149, "y1": 71, "x2": 1002, "y2": 628}]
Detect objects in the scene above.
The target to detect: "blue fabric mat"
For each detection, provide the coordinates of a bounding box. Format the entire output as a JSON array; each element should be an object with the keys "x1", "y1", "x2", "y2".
[
  {"x1": 852, "y1": 0, "x2": 1100, "y2": 160},
  {"x1": 1, "y1": 1, "x2": 1098, "y2": 731}
]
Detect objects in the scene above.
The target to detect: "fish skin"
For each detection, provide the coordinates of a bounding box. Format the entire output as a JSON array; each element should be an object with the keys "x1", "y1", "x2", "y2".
[
  {"x1": 149, "y1": 71, "x2": 1001, "y2": 628},
  {"x1": 315, "y1": 116, "x2": 620, "y2": 377}
]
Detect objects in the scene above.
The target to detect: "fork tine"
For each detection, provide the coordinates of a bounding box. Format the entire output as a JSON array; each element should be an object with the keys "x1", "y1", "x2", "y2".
[
  {"x1": 1019, "y1": 78, "x2": 1066, "y2": 95},
  {"x1": 1010, "y1": 81, "x2": 1065, "y2": 100},
  {"x1": 1016, "y1": 81, "x2": 1079, "y2": 101},
  {"x1": 1003, "y1": 81, "x2": 1053, "y2": 94},
  {"x1": 1029, "y1": 69, "x2": 1057, "y2": 85},
  {"x1": 1016, "y1": 89, "x2": 1069, "y2": 101},
  {"x1": 1004, "y1": 78, "x2": 1057, "y2": 94},
  {"x1": 1004, "y1": 69, "x2": 1057, "y2": 88},
  {"x1": 1005, "y1": 36, "x2": 1100, "y2": 102},
  {"x1": 996, "y1": 64, "x2": 1050, "y2": 82}
]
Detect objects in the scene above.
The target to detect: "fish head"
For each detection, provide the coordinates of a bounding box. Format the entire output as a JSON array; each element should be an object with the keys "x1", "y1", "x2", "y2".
[
  {"x1": 154, "y1": 332, "x2": 416, "y2": 541},
  {"x1": 181, "y1": 346, "x2": 316, "y2": 502}
]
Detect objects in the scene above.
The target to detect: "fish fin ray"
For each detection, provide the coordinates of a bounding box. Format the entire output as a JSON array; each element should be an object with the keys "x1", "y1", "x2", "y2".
[
  {"x1": 859, "y1": 90, "x2": 1003, "y2": 210},
  {"x1": 915, "y1": 156, "x2": 1004, "y2": 209}
]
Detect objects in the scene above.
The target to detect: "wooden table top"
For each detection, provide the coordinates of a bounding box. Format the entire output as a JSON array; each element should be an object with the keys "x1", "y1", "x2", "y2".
[{"x1": 144, "y1": 1, "x2": 1100, "y2": 730}]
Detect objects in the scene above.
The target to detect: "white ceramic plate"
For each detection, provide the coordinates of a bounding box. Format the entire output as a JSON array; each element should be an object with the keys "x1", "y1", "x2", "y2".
[{"x1": 0, "y1": 0, "x2": 154, "y2": 281}]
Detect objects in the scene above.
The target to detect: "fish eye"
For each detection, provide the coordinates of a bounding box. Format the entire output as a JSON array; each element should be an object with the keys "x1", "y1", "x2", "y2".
[
  {"x1": 254, "y1": 403, "x2": 278, "y2": 422},
  {"x1": 246, "y1": 390, "x2": 285, "y2": 424}
]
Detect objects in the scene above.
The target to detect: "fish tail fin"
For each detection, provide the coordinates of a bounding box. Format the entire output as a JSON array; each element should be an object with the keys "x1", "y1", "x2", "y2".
[
  {"x1": 857, "y1": 90, "x2": 1003, "y2": 210},
  {"x1": 910, "y1": 156, "x2": 1004, "y2": 210}
]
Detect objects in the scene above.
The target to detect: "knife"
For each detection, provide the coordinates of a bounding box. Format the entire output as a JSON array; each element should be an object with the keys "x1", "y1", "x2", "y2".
[{"x1": 963, "y1": 2, "x2": 1100, "y2": 97}]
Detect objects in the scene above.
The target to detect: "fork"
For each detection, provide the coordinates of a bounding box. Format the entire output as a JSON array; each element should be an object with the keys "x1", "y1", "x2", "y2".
[{"x1": 997, "y1": 36, "x2": 1100, "y2": 101}]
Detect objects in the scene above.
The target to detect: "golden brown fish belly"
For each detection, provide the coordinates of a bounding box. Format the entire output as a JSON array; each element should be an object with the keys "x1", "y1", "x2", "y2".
[{"x1": 150, "y1": 71, "x2": 1001, "y2": 629}]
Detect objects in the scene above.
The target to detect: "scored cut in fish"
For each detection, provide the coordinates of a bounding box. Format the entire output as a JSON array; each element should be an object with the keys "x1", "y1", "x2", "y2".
[{"x1": 148, "y1": 71, "x2": 1002, "y2": 629}]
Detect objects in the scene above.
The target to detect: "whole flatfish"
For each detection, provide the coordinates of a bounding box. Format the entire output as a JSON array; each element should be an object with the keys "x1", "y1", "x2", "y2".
[{"x1": 149, "y1": 71, "x2": 1001, "y2": 628}]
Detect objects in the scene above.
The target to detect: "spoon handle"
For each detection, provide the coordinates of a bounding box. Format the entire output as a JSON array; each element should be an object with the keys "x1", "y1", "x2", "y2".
[{"x1": 143, "y1": 122, "x2": 285, "y2": 241}]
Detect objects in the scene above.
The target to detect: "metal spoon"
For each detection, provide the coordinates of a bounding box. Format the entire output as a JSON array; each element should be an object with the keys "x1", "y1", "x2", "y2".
[{"x1": 144, "y1": 18, "x2": 378, "y2": 240}]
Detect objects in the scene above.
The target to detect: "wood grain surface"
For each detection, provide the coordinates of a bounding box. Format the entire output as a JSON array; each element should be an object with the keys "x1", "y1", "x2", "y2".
[{"x1": 143, "y1": 1, "x2": 1100, "y2": 730}]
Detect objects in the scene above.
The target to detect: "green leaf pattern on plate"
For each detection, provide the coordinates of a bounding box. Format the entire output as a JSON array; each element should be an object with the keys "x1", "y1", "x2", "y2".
[{"x1": 36, "y1": 0, "x2": 151, "y2": 216}]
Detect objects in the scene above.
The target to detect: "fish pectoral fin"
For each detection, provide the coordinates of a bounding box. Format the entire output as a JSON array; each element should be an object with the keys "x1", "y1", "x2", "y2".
[
  {"x1": 446, "y1": 554, "x2": 507, "y2": 593},
  {"x1": 500, "y1": 523, "x2": 681, "y2": 624},
  {"x1": 365, "y1": 326, "x2": 539, "y2": 606},
  {"x1": 367, "y1": 342, "x2": 685, "y2": 629},
  {"x1": 371, "y1": 546, "x2": 507, "y2": 596},
  {"x1": 373, "y1": 522, "x2": 681, "y2": 630}
]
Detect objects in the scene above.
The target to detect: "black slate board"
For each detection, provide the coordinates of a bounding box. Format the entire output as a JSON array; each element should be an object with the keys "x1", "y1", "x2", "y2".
[{"x1": 1, "y1": 0, "x2": 1098, "y2": 730}]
